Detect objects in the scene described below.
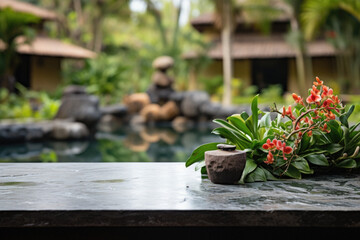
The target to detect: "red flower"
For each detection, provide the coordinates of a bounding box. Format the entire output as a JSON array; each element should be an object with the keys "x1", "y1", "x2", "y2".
[
  {"x1": 292, "y1": 93, "x2": 304, "y2": 105},
  {"x1": 331, "y1": 95, "x2": 340, "y2": 104},
  {"x1": 306, "y1": 89, "x2": 321, "y2": 104},
  {"x1": 320, "y1": 123, "x2": 330, "y2": 133},
  {"x1": 276, "y1": 140, "x2": 282, "y2": 150},
  {"x1": 312, "y1": 85, "x2": 321, "y2": 95},
  {"x1": 282, "y1": 105, "x2": 295, "y2": 119},
  {"x1": 283, "y1": 146, "x2": 293, "y2": 154},
  {"x1": 264, "y1": 152, "x2": 274, "y2": 164},
  {"x1": 321, "y1": 85, "x2": 333, "y2": 98},
  {"x1": 307, "y1": 130, "x2": 313, "y2": 137},
  {"x1": 263, "y1": 139, "x2": 276, "y2": 150},
  {"x1": 325, "y1": 110, "x2": 335, "y2": 121},
  {"x1": 313, "y1": 77, "x2": 323, "y2": 86},
  {"x1": 322, "y1": 98, "x2": 334, "y2": 109}
]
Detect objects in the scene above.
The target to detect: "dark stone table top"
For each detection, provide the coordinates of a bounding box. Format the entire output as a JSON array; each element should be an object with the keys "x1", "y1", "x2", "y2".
[{"x1": 1, "y1": 162, "x2": 360, "y2": 228}]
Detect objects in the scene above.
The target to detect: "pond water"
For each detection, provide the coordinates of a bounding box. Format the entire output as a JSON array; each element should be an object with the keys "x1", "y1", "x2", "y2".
[{"x1": 0, "y1": 124, "x2": 220, "y2": 163}]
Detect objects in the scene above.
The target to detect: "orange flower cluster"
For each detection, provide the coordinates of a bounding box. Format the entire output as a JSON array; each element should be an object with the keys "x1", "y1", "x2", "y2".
[
  {"x1": 289, "y1": 77, "x2": 341, "y2": 136},
  {"x1": 267, "y1": 77, "x2": 342, "y2": 166},
  {"x1": 262, "y1": 138, "x2": 293, "y2": 164}
]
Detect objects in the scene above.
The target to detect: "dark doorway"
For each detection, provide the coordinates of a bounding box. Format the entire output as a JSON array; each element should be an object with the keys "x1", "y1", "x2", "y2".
[
  {"x1": 251, "y1": 59, "x2": 288, "y2": 93},
  {"x1": 15, "y1": 55, "x2": 31, "y2": 89}
]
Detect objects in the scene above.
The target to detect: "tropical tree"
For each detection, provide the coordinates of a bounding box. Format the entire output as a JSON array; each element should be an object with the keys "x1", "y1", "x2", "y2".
[
  {"x1": 0, "y1": 7, "x2": 39, "y2": 91},
  {"x1": 301, "y1": 0, "x2": 360, "y2": 93},
  {"x1": 279, "y1": 0, "x2": 310, "y2": 97},
  {"x1": 214, "y1": 0, "x2": 235, "y2": 106}
]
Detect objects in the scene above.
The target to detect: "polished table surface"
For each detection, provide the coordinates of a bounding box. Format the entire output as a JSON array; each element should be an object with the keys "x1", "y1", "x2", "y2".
[{"x1": 1, "y1": 162, "x2": 360, "y2": 228}]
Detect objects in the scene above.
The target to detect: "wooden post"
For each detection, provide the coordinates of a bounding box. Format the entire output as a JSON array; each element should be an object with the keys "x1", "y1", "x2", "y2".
[{"x1": 221, "y1": 0, "x2": 233, "y2": 106}]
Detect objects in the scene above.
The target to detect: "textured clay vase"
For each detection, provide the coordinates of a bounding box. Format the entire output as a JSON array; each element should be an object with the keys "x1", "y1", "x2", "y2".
[{"x1": 205, "y1": 144, "x2": 246, "y2": 184}]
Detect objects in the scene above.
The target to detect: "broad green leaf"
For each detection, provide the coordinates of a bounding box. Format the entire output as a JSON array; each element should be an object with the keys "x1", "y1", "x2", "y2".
[
  {"x1": 212, "y1": 127, "x2": 250, "y2": 149},
  {"x1": 195, "y1": 160, "x2": 206, "y2": 171},
  {"x1": 261, "y1": 167, "x2": 278, "y2": 180},
  {"x1": 213, "y1": 119, "x2": 252, "y2": 144},
  {"x1": 246, "y1": 167, "x2": 267, "y2": 182},
  {"x1": 350, "y1": 122, "x2": 360, "y2": 133},
  {"x1": 318, "y1": 143, "x2": 343, "y2": 155},
  {"x1": 347, "y1": 131, "x2": 360, "y2": 151},
  {"x1": 341, "y1": 126, "x2": 349, "y2": 152},
  {"x1": 291, "y1": 157, "x2": 314, "y2": 174},
  {"x1": 305, "y1": 154, "x2": 329, "y2": 166},
  {"x1": 340, "y1": 105, "x2": 355, "y2": 128},
  {"x1": 227, "y1": 115, "x2": 253, "y2": 138},
  {"x1": 241, "y1": 111, "x2": 249, "y2": 121},
  {"x1": 336, "y1": 159, "x2": 357, "y2": 168},
  {"x1": 259, "y1": 112, "x2": 271, "y2": 128},
  {"x1": 298, "y1": 133, "x2": 311, "y2": 154},
  {"x1": 326, "y1": 120, "x2": 342, "y2": 143},
  {"x1": 284, "y1": 164, "x2": 302, "y2": 179},
  {"x1": 239, "y1": 158, "x2": 257, "y2": 184},
  {"x1": 185, "y1": 142, "x2": 220, "y2": 167},
  {"x1": 251, "y1": 95, "x2": 259, "y2": 139}
]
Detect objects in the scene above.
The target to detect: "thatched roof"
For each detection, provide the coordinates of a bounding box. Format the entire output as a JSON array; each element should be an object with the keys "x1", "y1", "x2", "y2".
[
  {"x1": 183, "y1": 35, "x2": 336, "y2": 60},
  {"x1": 0, "y1": 36, "x2": 96, "y2": 59},
  {"x1": 191, "y1": 12, "x2": 291, "y2": 32},
  {"x1": 0, "y1": 0, "x2": 57, "y2": 20}
]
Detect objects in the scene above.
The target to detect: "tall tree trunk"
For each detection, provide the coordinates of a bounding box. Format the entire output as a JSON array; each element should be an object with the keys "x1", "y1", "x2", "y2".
[
  {"x1": 221, "y1": 0, "x2": 233, "y2": 106},
  {"x1": 289, "y1": 18, "x2": 307, "y2": 97}
]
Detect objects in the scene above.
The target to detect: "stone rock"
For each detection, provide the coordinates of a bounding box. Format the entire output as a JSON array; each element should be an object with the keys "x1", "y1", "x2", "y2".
[
  {"x1": 146, "y1": 84, "x2": 175, "y2": 104},
  {"x1": 205, "y1": 149, "x2": 246, "y2": 184},
  {"x1": 140, "y1": 104, "x2": 161, "y2": 122},
  {"x1": 0, "y1": 124, "x2": 44, "y2": 143},
  {"x1": 169, "y1": 91, "x2": 186, "y2": 104},
  {"x1": 55, "y1": 92, "x2": 102, "y2": 132},
  {"x1": 199, "y1": 102, "x2": 222, "y2": 118},
  {"x1": 152, "y1": 56, "x2": 174, "y2": 70},
  {"x1": 97, "y1": 114, "x2": 123, "y2": 133},
  {"x1": 0, "y1": 125, "x2": 27, "y2": 143},
  {"x1": 180, "y1": 91, "x2": 210, "y2": 118},
  {"x1": 100, "y1": 104, "x2": 128, "y2": 117},
  {"x1": 151, "y1": 70, "x2": 174, "y2": 87},
  {"x1": 158, "y1": 101, "x2": 180, "y2": 121},
  {"x1": 51, "y1": 121, "x2": 89, "y2": 140},
  {"x1": 123, "y1": 93, "x2": 151, "y2": 113},
  {"x1": 25, "y1": 126, "x2": 44, "y2": 141},
  {"x1": 62, "y1": 85, "x2": 87, "y2": 96}
]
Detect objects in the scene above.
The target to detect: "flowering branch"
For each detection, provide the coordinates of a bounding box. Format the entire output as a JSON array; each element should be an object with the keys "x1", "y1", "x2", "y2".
[{"x1": 263, "y1": 77, "x2": 344, "y2": 175}]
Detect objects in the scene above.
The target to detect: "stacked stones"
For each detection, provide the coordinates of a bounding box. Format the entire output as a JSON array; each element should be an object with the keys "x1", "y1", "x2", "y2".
[
  {"x1": 147, "y1": 56, "x2": 175, "y2": 105},
  {"x1": 123, "y1": 56, "x2": 181, "y2": 125},
  {"x1": 118, "y1": 55, "x2": 252, "y2": 131}
]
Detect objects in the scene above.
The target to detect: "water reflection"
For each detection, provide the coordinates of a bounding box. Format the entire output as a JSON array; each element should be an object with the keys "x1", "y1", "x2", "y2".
[{"x1": 0, "y1": 125, "x2": 220, "y2": 163}]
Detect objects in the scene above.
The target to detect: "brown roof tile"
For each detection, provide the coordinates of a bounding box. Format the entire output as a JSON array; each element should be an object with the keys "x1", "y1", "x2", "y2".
[
  {"x1": 183, "y1": 35, "x2": 336, "y2": 59},
  {"x1": 0, "y1": 36, "x2": 96, "y2": 59},
  {"x1": 0, "y1": 0, "x2": 57, "y2": 20}
]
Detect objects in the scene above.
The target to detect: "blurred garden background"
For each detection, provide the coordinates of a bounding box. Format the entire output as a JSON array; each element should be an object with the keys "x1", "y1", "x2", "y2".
[{"x1": 1, "y1": 0, "x2": 360, "y2": 162}]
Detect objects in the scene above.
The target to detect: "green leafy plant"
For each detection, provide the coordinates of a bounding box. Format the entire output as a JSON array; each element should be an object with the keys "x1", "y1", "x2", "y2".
[{"x1": 186, "y1": 77, "x2": 360, "y2": 183}]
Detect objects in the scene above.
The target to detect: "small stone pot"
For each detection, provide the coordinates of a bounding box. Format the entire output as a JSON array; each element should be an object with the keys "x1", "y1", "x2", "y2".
[{"x1": 205, "y1": 145, "x2": 246, "y2": 184}]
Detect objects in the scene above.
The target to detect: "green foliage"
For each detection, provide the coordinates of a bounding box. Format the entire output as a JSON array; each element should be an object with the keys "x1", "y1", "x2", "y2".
[
  {"x1": 186, "y1": 91, "x2": 360, "y2": 183},
  {"x1": 65, "y1": 53, "x2": 131, "y2": 105},
  {"x1": 0, "y1": 84, "x2": 60, "y2": 120},
  {"x1": 40, "y1": 150, "x2": 58, "y2": 162},
  {"x1": 0, "y1": 7, "x2": 39, "y2": 77}
]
